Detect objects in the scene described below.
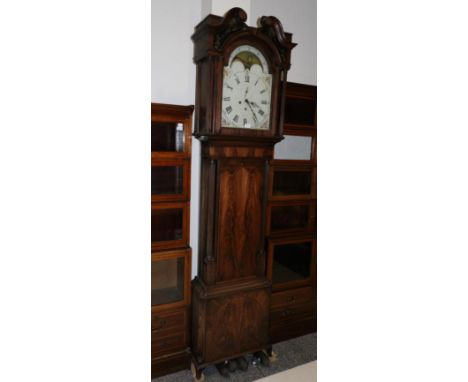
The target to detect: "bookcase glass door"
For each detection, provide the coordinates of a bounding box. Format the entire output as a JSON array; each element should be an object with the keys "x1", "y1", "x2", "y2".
[
  {"x1": 151, "y1": 122, "x2": 185, "y2": 153},
  {"x1": 272, "y1": 240, "x2": 312, "y2": 285},
  {"x1": 272, "y1": 170, "x2": 312, "y2": 197},
  {"x1": 151, "y1": 207, "x2": 184, "y2": 243},
  {"x1": 152, "y1": 165, "x2": 184, "y2": 195},
  {"x1": 151, "y1": 256, "x2": 185, "y2": 306},
  {"x1": 271, "y1": 204, "x2": 309, "y2": 232},
  {"x1": 284, "y1": 97, "x2": 316, "y2": 126}
]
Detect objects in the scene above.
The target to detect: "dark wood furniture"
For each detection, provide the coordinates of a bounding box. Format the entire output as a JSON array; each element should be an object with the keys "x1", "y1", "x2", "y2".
[
  {"x1": 151, "y1": 103, "x2": 193, "y2": 378},
  {"x1": 190, "y1": 8, "x2": 295, "y2": 379},
  {"x1": 267, "y1": 82, "x2": 317, "y2": 343},
  {"x1": 283, "y1": 82, "x2": 317, "y2": 137}
]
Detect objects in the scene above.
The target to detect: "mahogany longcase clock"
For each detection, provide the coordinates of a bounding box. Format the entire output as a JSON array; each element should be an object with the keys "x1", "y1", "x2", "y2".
[{"x1": 191, "y1": 8, "x2": 296, "y2": 378}]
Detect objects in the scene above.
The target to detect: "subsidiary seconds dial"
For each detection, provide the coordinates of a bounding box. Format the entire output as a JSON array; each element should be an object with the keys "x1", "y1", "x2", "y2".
[{"x1": 221, "y1": 45, "x2": 272, "y2": 130}]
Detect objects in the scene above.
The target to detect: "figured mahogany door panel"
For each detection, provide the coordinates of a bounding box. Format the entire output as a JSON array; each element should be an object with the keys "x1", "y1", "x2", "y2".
[
  {"x1": 216, "y1": 160, "x2": 265, "y2": 282},
  {"x1": 204, "y1": 288, "x2": 269, "y2": 363},
  {"x1": 239, "y1": 291, "x2": 269, "y2": 352}
]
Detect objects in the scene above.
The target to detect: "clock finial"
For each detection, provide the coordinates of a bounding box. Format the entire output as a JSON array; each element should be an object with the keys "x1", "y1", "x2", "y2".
[
  {"x1": 259, "y1": 15, "x2": 297, "y2": 68},
  {"x1": 222, "y1": 7, "x2": 247, "y2": 24}
]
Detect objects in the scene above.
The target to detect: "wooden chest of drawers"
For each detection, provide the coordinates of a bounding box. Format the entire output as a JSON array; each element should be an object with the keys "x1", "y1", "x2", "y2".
[
  {"x1": 270, "y1": 286, "x2": 316, "y2": 343},
  {"x1": 151, "y1": 306, "x2": 190, "y2": 378}
]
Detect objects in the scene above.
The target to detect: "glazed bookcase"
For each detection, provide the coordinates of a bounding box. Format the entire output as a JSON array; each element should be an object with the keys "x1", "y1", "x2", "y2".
[
  {"x1": 266, "y1": 82, "x2": 317, "y2": 343},
  {"x1": 151, "y1": 103, "x2": 193, "y2": 378}
]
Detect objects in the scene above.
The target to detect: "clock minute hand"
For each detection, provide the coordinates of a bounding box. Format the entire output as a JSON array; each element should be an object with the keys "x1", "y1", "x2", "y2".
[{"x1": 245, "y1": 99, "x2": 258, "y2": 123}]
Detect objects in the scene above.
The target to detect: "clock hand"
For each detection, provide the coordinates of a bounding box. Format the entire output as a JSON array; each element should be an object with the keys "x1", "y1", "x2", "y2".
[{"x1": 245, "y1": 99, "x2": 258, "y2": 123}]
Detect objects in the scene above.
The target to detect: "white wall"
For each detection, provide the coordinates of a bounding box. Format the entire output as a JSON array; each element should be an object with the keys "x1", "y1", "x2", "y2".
[
  {"x1": 152, "y1": 0, "x2": 316, "y2": 278},
  {"x1": 152, "y1": 0, "x2": 202, "y2": 278},
  {"x1": 202, "y1": 0, "x2": 252, "y2": 23},
  {"x1": 251, "y1": 0, "x2": 317, "y2": 85},
  {"x1": 151, "y1": 0, "x2": 201, "y2": 104}
]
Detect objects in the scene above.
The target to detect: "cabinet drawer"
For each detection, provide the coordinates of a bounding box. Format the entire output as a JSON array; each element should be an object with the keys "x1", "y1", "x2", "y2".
[
  {"x1": 270, "y1": 303, "x2": 315, "y2": 327},
  {"x1": 270, "y1": 314, "x2": 316, "y2": 343},
  {"x1": 271, "y1": 286, "x2": 314, "y2": 310},
  {"x1": 152, "y1": 332, "x2": 186, "y2": 358},
  {"x1": 151, "y1": 309, "x2": 186, "y2": 333}
]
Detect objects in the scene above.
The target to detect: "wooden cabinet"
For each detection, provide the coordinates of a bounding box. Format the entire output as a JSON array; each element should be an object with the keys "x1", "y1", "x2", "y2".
[
  {"x1": 151, "y1": 103, "x2": 193, "y2": 378},
  {"x1": 267, "y1": 82, "x2": 317, "y2": 343}
]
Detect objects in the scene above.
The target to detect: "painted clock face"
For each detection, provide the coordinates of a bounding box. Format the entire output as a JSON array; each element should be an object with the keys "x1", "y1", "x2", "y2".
[{"x1": 221, "y1": 45, "x2": 272, "y2": 130}]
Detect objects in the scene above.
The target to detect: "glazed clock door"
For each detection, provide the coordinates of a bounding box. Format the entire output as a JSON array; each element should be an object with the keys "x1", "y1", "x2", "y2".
[{"x1": 221, "y1": 45, "x2": 273, "y2": 130}]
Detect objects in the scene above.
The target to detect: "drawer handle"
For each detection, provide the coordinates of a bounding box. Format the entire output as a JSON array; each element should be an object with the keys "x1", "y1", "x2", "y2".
[
  {"x1": 281, "y1": 310, "x2": 291, "y2": 317},
  {"x1": 156, "y1": 318, "x2": 166, "y2": 329}
]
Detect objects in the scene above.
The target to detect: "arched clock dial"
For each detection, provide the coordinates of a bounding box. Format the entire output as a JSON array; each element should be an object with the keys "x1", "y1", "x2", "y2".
[{"x1": 221, "y1": 45, "x2": 272, "y2": 130}]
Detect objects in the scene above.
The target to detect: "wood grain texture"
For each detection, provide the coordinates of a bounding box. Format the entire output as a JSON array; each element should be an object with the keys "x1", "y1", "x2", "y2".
[
  {"x1": 216, "y1": 159, "x2": 264, "y2": 281},
  {"x1": 205, "y1": 289, "x2": 269, "y2": 361},
  {"x1": 192, "y1": 278, "x2": 270, "y2": 366}
]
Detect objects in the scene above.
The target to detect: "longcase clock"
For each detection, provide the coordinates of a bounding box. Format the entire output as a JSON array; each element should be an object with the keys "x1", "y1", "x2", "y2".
[{"x1": 190, "y1": 8, "x2": 296, "y2": 378}]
